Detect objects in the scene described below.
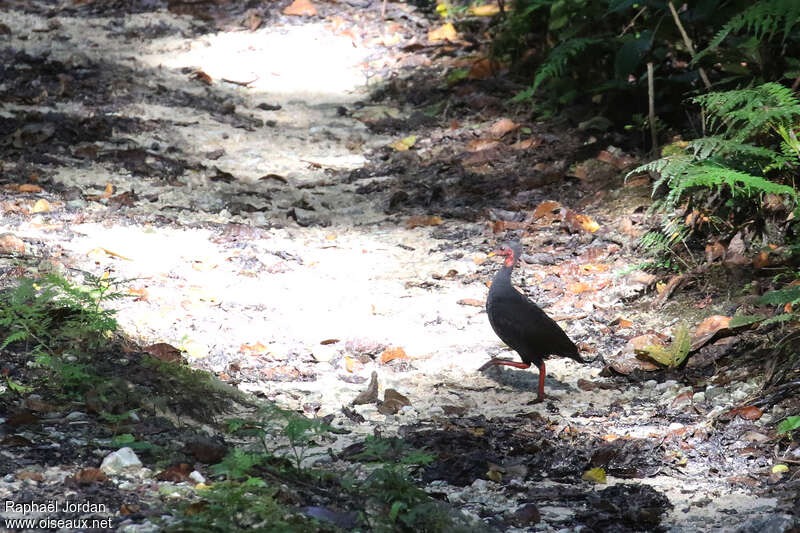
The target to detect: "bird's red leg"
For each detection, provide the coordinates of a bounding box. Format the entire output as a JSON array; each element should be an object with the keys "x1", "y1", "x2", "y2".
[
  {"x1": 534, "y1": 362, "x2": 546, "y2": 403},
  {"x1": 478, "y1": 359, "x2": 531, "y2": 371}
]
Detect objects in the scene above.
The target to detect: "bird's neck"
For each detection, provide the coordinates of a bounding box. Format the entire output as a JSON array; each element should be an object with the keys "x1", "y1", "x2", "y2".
[{"x1": 494, "y1": 263, "x2": 514, "y2": 284}]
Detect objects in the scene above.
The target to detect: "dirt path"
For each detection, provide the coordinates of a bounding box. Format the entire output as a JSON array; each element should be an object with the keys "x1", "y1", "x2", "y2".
[{"x1": 1, "y1": 2, "x2": 797, "y2": 532}]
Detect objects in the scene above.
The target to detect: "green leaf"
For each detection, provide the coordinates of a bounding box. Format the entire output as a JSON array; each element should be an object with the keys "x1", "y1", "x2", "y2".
[
  {"x1": 728, "y1": 314, "x2": 766, "y2": 328},
  {"x1": 777, "y1": 416, "x2": 800, "y2": 435},
  {"x1": 389, "y1": 501, "x2": 408, "y2": 522}
]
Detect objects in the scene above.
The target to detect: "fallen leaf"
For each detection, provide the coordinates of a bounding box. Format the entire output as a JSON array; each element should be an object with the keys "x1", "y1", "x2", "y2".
[
  {"x1": 380, "y1": 347, "x2": 409, "y2": 364},
  {"x1": 468, "y1": 57, "x2": 496, "y2": 80},
  {"x1": 284, "y1": 0, "x2": 317, "y2": 16},
  {"x1": 156, "y1": 463, "x2": 192, "y2": 482},
  {"x1": 428, "y1": 22, "x2": 458, "y2": 43},
  {"x1": 320, "y1": 338, "x2": 340, "y2": 345},
  {"x1": 345, "y1": 356, "x2": 363, "y2": 373},
  {"x1": 18, "y1": 183, "x2": 44, "y2": 193},
  {"x1": 16, "y1": 470, "x2": 44, "y2": 482},
  {"x1": 378, "y1": 388, "x2": 411, "y2": 414},
  {"x1": 705, "y1": 241, "x2": 726, "y2": 263},
  {"x1": 144, "y1": 343, "x2": 184, "y2": 364},
  {"x1": 511, "y1": 138, "x2": 540, "y2": 150},
  {"x1": 352, "y1": 371, "x2": 379, "y2": 405},
  {"x1": 639, "y1": 324, "x2": 691, "y2": 367},
  {"x1": 690, "y1": 315, "x2": 731, "y2": 351},
  {"x1": 533, "y1": 200, "x2": 562, "y2": 220},
  {"x1": 729, "y1": 405, "x2": 763, "y2": 421},
  {"x1": 753, "y1": 251, "x2": 769, "y2": 269},
  {"x1": 567, "y1": 282, "x2": 594, "y2": 294},
  {"x1": 466, "y1": 138, "x2": 503, "y2": 152},
  {"x1": 457, "y1": 298, "x2": 484, "y2": 307},
  {"x1": 489, "y1": 118, "x2": 520, "y2": 139},
  {"x1": 87, "y1": 247, "x2": 132, "y2": 261},
  {"x1": 389, "y1": 135, "x2": 417, "y2": 151},
  {"x1": 406, "y1": 215, "x2": 443, "y2": 228},
  {"x1": 73, "y1": 468, "x2": 107, "y2": 484},
  {"x1": 563, "y1": 209, "x2": 600, "y2": 233},
  {"x1": 240, "y1": 342, "x2": 270, "y2": 355},
  {"x1": 469, "y1": 3, "x2": 501, "y2": 15},
  {"x1": 0, "y1": 233, "x2": 27, "y2": 254},
  {"x1": 582, "y1": 467, "x2": 607, "y2": 483}
]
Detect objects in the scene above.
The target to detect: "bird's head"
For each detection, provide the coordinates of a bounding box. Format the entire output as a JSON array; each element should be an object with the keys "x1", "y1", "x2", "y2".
[{"x1": 489, "y1": 243, "x2": 523, "y2": 267}]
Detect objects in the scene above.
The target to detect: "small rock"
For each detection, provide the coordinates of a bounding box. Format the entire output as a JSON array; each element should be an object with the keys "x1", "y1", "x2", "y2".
[
  {"x1": 65, "y1": 411, "x2": 88, "y2": 421},
  {"x1": 735, "y1": 514, "x2": 798, "y2": 533},
  {"x1": 509, "y1": 503, "x2": 541, "y2": 527},
  {"x1": 100, "y1": 447, "x2": 142, "y2": 475},
  {"x1": 705, "y1": 386, "x2": 727, "y2": 401},
  {"x1": 189, "y1": 470, "x2": 205, "y2": 484},
  {"x1": 693, "y1": 391, "x2": 706, "y2": 403},
  {"x1": 643, "y1": 380, "x2": 658, "y2": 389}
]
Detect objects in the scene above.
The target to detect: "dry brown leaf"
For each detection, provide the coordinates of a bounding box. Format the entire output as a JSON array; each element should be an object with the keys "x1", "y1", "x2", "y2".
[
  {"x1": 567, "y1": 282, "x2": 594, "y2": 294},
  {"x1": 380, "y1": 347, "x2": 409, "y2": 364},
  {"x1": 489, "y1": 118, "x2": 520, "y2": 139},
  {"x1": 457, "y1": 298, "x2": 484, "y2": 307},
  {"x1": 511, "y1": 138, "x2": 540, "y2": 150},
  {"x1": 73, "y1": 467, "x2": 107, "y2": 484},
  {"x1": 0, "y1": 233, "x2": 26, "y2": 254},
  {"x1": 144, "y1": 342, "x2": 184, "y2": 364},
  {"x1": 466, "y1": 138, "x2": 503, "y2": 152},
  {"x1": 563, "y1": 209, "x2": 600, "y2": 233},
  {"x1": 580, "y1": 264, "x2": 609, "y2": 272},
  {"x1": 320, "y1": 338, "x2": 340, "y2": 345},
  {"x1": 16, "y1": 470, "x2": 44, "y2": 482},
  {"x1": 690, "y1": 315, "x2": 731, "y2": 351},
  {"x1": 468, "y1": 58, "x2": 496, "y2": 80},
  {"x1": 352, "y1": 371, "x2": 378, "y2": 404},
  {"x1": 533, "y1": 200, "x2": 561, "y2": 220},
  {"x1": 406, "y1": 215, "x2": 443, "y2": 228},
  {"x1": 705, "y1": 241, "x2": 726, "y2": 263},
  {"x1": 729, "y1": 406, "x2": 763, "y2": 421},
  {"x1": 19, "y1": 183, "x2": 43, "y2": 193},
  {"x1": 753, "y1": 251, "x2": 770, "y2": 269},
  {"x1": 428, "y1": 23, "x2": 458, "y2": 43},
  {"x1": 128, "y1": 287, "x2": 149, "y2": 301},
  {"x1": 284, "y1": 0, "x2": 317, "y2": 16},
  {"x1": 624, "y1": 175, "x2": 650, "y2": 188}
]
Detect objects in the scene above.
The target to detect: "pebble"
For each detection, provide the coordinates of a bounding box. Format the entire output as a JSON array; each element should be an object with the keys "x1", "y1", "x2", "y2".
[
  {"x1": 692, "y1": 391, "x2": 706, "y2": 403},
  {"x1": 65, "y1": 411, "x2": 88, "y2": 421},
  {"x1": 189, "y1": 471, "x2": 205, "y2": 484},
  {"x1": 100, "y1": 447, "x2": 143, "y2": 475}
]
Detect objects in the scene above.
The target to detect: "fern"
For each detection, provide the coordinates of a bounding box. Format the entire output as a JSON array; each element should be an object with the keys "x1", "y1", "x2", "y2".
[
  {"x1": 694, "y1": 0, "x2": 800, "y2": 63},
  {"x1": 693, "y1": 83, "x2": 800, "y2": 142},
  {"x1": 531, "y1": 37, "x2": 601, "y2": 93}
]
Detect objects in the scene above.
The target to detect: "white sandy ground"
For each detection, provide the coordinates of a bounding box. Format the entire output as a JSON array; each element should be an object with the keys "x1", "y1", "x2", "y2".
[{"x1": 1, "y1": 4, "x2": 794, "y2": 531}]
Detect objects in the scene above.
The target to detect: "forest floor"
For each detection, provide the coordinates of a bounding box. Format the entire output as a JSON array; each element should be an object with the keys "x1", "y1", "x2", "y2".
[{"x1": 0, "y1": 0, "x2": 799, "y2": 532}]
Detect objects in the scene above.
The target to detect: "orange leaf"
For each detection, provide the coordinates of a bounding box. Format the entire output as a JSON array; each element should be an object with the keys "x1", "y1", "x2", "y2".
[
  {"x1": 580, "y1": 263, "x2": 609, "y2": 272},
  {"x1": 19, "y1": 184, "x2": 43, "y2": 193},
  {"x1": 469, "y1": 3, "x2": 500, "y2": 15},
  {"x1": 511, "y1": 138, "x2": 540, "y2": 150},
  {"x1": 753, "y1": 251, "x2": 769, "y2": 269},
  {"x1": 731, "y1": 406, "x2": 763, "y2": 421},
  {"x1": 284, "y1": 0, "x2": 317, "y2": 15},
  {"x1": 241, "y1": 342, "x2": 269, "y2": 355},
  {"x1": 489, "y1": 118, "x2": 520, "y2": 138},
  {"x1": 533, "y1": 200, "x2": 561, "y2": 220},
  {"x1": 457, "y1": 298, "x2": 484, "y2": 307},
  {"x1": 466, "y1": 138, "x2": 502, "y2": 152},
  {"x1": 380, "y1": 347, "x2": 409, "y2": 364},
  {"x1": 428, "y1": 23, "x2": 458, "y2": 43},
  {"x1": 567, "y1": 282, "x2": 594, "y2": 294},
  {"x1": 406, "y1": 215, "x2": 443, "y2": 228}
]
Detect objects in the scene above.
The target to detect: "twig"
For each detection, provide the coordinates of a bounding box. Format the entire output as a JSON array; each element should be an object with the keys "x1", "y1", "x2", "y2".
[
  {"x1": 619, "y1": 6, "x2": 647, "y2": 37},
  {"x1": 647, "y1": 62, "x2": 658, "y2": 154},
  {"x1": 667, "y1": 2, "x2": 711, "y2": 90}
]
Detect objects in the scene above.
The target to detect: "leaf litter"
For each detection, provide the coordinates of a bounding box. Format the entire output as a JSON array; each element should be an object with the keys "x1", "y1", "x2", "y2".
[{"x1": 0, "y1": 0, "x2": 798, "y2": 531}]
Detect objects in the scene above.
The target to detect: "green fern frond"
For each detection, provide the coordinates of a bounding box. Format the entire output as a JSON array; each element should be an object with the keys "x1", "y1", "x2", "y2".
[
  {"x1": 669, "y1": 162, "x2": 796, "y2": 201},
  {"x1": 687, "y1": 136, "x2": 781, "y2": 161},
  {"x1": 694, "y1": 0, "x2": 800, "y2": 62},
  {"x1": 758, "y1": 285, "x2": 800, "y2": 306},
  {"x1": 692, "y1": 83, "x2": 800, "y2": 141},
  {"x1": 531, "y1": 38, "x2": 601, "y2": 93}
]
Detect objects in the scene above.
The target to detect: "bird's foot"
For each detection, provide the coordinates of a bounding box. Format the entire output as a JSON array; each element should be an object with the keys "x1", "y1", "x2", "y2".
[{"x1": 478, "y1": 358, "x2": 531, "y2": 372}]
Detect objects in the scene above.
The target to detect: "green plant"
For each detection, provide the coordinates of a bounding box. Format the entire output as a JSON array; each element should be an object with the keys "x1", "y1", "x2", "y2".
[
  {"x1": 0, "y1": 274, "x2": 128, "y2": 394},
  {"x1": 227, "y1": 405, "x2": 331, "y2": 469},
  {"x1": 165, "y1": 477, "x2": 320, "y2": 533},
  {"x1": 777, "y1": 415, "x2": 800, "y2": 436}
]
